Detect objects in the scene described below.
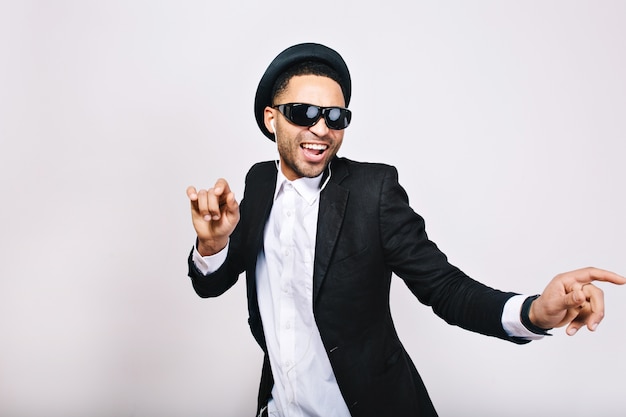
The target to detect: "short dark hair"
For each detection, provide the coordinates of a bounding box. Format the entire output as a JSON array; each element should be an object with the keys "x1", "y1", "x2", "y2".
[{"x1": 271, "y1": 61, "x2": 343, "y2": 105}]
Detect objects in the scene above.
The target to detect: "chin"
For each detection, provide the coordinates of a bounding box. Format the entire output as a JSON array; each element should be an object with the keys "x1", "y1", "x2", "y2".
[{"x1": 301, "y1": 163, "x2": 328, "y2": 178}]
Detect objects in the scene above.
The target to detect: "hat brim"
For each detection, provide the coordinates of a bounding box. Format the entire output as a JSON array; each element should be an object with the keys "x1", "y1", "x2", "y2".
[{"x1": 254, "y1": 43, "x2": 351, "y2": 141}]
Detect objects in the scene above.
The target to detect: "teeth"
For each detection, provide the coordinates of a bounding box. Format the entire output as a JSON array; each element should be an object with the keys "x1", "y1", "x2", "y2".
[{"x1": 302, "y1": 143, "x2": 328, "y2": 150}]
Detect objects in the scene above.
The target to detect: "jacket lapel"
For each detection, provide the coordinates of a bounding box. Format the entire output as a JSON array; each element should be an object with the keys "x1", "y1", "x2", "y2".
[
  {"x1": 244, "y1": 163, "x2": 277, "y2": 343},
  {"x1": 246, "y1": 166, "x2": 277, "y2": 263},
  {"x1": 313, "y1": 159, "x2": 349, "y2": 305}
]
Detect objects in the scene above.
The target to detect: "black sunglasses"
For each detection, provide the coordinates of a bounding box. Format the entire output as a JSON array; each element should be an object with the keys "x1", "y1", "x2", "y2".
[{"x1": 273, "y1": 103, "x2": 352, "y2": 130}]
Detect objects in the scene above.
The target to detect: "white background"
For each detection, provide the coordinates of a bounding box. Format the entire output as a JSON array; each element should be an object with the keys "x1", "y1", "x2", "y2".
[{"x1": 1, "y1": 1, "x2": 625, "y2": 416}]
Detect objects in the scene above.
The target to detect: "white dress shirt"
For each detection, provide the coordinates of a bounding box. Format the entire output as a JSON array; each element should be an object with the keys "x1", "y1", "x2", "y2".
[{"x1": 192, "y1": 165, "x2": 543, "y2": 417}]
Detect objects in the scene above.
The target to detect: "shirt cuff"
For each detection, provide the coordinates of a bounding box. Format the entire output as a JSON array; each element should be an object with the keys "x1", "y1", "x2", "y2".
[
  {"x1": 191, "y1": 241, "x2": 229, "y2": 275},
  {"x1": 502, "y1": 294, "x2": 545, "y2": 341}
]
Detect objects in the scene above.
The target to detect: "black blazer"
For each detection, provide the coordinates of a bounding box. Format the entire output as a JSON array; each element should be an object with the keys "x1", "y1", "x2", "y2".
[{"x1": 188, "y1": 157, "x2": 525, "y2": 417}]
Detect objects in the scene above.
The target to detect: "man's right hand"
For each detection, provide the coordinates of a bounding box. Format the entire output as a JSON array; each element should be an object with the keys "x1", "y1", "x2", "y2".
[{"x1": 187, "y1": 178, "x2": 240, "y2": 256}]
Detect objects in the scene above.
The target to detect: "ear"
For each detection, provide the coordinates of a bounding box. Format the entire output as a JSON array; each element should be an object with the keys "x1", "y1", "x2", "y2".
[{"x1": 264, "y1": 106, "x2": 275, "y2": 133}]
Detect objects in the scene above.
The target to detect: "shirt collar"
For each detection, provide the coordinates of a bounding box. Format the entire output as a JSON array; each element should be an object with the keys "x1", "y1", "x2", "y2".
[{"x1": 274, "y1": 163, "x2": 324, "y2": 206}]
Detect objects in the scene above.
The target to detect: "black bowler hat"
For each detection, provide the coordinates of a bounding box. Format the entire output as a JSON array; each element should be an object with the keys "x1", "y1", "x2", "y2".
[{"x1": 254, "y1": 43, "x2": 352, "y2": 141}]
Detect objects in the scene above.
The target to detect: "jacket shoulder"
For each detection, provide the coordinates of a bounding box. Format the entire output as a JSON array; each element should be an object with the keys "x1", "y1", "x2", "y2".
[
  {"x1": 333, "y1": 157, "x2": 399, "y2": 183},
  {"x1": 246, "y1": 160, "x2": 276, "y2": 180}
]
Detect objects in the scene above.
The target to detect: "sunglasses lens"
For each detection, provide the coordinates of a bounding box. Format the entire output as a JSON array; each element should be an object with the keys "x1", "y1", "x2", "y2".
[
  {"x1": 305, "y1": 105, "x2": 321, "y2": 121},
  {"x1": 325, "y1": 108, "x2": 351, "y2": 130},
  {"x1": 286, "y1": 104, "x2": 320, "y2": 127},
  {"x1": 327, "y1": 108, "x2": 341, "y2": 123}
]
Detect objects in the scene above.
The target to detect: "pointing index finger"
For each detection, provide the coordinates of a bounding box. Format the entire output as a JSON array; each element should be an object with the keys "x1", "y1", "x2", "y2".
[{"x1": 568, "y1": 267, "x2": 626, "y2": 287}]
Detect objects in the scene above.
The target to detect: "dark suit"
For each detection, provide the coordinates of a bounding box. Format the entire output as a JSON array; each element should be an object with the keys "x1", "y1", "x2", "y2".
[{"x1": 188, "y1": 157, "x2": 526, "y2": 417}]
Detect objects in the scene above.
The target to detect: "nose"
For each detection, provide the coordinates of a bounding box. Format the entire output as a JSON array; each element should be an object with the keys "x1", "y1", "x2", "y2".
[{"x1": 308, "y1": 116, "x2": 330, "y2": 136}]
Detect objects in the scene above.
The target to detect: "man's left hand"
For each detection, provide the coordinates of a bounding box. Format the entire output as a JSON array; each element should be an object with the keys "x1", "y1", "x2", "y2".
[{"x1": 530, "y1": 267, "x2": 626, "y2": 336}]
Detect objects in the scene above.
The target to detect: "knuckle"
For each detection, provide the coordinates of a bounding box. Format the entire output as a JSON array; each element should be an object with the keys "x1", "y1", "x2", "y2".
[
  {"x1": 588, "y1": 285, "x2": 604, "y2": 296},
  {"x1": 585, "y1": 266, "x2": 599, "y2": 275}
]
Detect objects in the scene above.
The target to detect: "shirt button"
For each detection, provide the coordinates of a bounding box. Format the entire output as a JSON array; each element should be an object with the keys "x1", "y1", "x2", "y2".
[{"x1": 286, "y1": 210, "x2": 292, "y2": 217}]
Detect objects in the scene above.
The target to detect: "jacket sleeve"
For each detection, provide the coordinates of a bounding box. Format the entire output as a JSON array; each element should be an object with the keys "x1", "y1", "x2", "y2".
[
  {"x1": 187, "y1": 241, "x2": 244, "y2": 298},
  {"x1": 378, "y1": 166, "x2": 526, "y2": 343}
]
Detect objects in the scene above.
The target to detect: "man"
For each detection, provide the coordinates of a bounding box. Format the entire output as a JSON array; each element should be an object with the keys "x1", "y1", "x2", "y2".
[{"x1": 186, "y1": 43, "x2": 624, "y2": 417}]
